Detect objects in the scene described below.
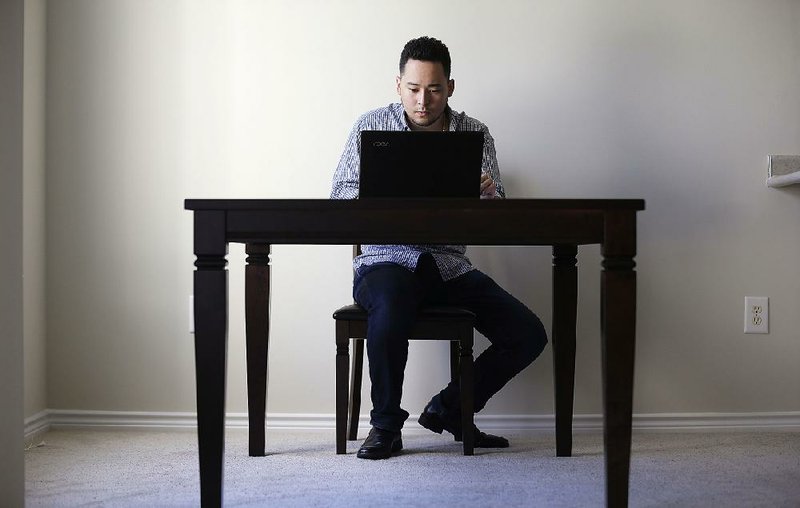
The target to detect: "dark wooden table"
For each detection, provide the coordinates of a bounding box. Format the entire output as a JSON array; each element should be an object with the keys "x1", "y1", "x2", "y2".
[{"x1": 185, "y1": 198, "x2": 645, "y2": 507}]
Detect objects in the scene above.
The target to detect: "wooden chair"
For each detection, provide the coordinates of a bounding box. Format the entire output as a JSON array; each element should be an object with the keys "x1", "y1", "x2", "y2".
[{"x1": 334, "y1": 247, "x2": 477, "y2": 455}]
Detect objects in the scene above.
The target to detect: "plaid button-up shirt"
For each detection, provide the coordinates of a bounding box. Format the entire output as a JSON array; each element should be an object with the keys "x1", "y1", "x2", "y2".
[{"x1": 330, "y1": 102, "x2": 505, "y2": 281}]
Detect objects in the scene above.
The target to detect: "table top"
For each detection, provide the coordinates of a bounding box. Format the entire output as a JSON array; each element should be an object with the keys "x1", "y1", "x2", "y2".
[
  {"x1": 185, "y1": 198, "x2": 645, "y2": 211},
  {"x1": 185, "y1": 198, "x2": 645, "y2": 247}
]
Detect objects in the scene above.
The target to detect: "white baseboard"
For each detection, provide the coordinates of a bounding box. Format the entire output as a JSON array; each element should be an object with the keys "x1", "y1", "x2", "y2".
[
  {"x1": 24, "y1": 410, "x2": 51, "y2": 444},
  {"x1": 25, "y1": 409, "x2": 800, "y2": 439}
]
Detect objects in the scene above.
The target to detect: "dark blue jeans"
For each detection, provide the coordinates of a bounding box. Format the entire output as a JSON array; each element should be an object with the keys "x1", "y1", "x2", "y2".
[{"x1": 353, "y1": 253, "x2": 548, "y2": 433}]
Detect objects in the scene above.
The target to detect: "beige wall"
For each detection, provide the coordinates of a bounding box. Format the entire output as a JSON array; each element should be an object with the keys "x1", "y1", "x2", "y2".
[{"x1": 42, "y1": 0, "x2": 800, "y2": 419}]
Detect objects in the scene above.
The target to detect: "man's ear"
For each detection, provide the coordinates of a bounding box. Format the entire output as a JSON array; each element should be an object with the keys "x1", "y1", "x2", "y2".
[
  {"x1": 396, "y1": 76, "x2": 402, "y2": 96},
  {"x1": 448, "y1": 79, "x2": 455, "y2": 98}
]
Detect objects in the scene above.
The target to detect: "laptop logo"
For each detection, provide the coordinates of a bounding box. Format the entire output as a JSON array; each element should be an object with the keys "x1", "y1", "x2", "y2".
[{"x1": 372, "y1": 141, "x2": 390, "y2": 147}]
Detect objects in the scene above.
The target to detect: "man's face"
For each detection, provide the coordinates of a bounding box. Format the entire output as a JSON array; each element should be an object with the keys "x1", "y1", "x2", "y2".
[{"x1": 396, "y1": 59, "x2": 455, "y2": 131}]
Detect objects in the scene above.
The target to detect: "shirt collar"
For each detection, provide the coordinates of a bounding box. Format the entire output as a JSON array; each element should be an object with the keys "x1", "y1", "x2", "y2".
[{"x1": 395, "y1": 103, "x2": 455, "y2": 131}]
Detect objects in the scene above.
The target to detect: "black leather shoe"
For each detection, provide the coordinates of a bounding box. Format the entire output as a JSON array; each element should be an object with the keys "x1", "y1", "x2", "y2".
[
  {"x1": 356, "y1": 427, "x2": 403, "y2": 459},
  {"x1": 418, "y1": 402, "x2": 510, "y2": 448}
]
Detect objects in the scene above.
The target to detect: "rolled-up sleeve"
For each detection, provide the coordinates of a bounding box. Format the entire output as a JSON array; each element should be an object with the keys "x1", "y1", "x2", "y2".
[
  {"x1": 481, "y1": 128, "x2": 506, "y2": 198},
  {"x1": 330, "y1": 119, "x2": 363, "y2": 200}
]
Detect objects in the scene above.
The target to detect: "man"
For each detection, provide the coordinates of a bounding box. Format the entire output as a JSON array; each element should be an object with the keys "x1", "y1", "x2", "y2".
[{"x1": 330, "y1": 36, "x2": 548, "y2": 459}]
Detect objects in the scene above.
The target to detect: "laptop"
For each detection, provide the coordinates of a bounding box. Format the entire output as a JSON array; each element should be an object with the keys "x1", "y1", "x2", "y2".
[{"x1": 359, "y1": 130, "x2": 485, "y2": 198}]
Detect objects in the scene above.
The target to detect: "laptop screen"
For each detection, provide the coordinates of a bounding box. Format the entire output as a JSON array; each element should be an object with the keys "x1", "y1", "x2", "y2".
[{"x1": 359, "y1": 130, "x2": 484, "y2": 198}]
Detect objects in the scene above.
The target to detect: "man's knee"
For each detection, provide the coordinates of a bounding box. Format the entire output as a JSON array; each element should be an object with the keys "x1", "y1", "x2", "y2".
[
  {"x1": 510, "y1": 308, "x2": 548, "y2": 366},
  {"x1": 524, "y1": 314, "x2": 548, "y2": 362}
]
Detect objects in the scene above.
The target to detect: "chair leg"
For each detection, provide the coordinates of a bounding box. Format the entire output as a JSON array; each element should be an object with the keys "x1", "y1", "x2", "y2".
[
  {"x1": 450, "y1": 341, "x2": 462, "y2": 442},
  {"x1": 348, "y1": 338, "x2": 364, "y2": 441},
  {"x1": 459, "y1": 326, "x2": 475, "y2": 456},
  {"x1": 449, "y1": 341, "x2": 459, "y2": 385},
  {"x1": 335, "y1": 322, "x2": 350, "y2": 454}
]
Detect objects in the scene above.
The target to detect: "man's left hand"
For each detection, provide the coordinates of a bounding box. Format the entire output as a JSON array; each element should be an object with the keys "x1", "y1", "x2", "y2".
[{"x1": 480, "y1": 173, "x2": 500, "y2": 199}]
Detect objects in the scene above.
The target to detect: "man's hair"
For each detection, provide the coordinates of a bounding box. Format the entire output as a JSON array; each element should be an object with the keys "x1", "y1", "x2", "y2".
[{"x1": 399, "y1": 36, "x2": 452, "y2": 78}]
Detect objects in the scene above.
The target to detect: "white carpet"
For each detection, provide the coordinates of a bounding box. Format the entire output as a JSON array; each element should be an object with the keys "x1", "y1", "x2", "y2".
[{"x1": 25, "y1": 427, "x2": 800, "y2": 507}]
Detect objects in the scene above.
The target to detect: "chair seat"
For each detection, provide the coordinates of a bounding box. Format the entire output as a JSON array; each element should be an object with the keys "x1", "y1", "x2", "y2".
[{"x1": 333, "y1": 303, "x2": 475, "y2": 322}]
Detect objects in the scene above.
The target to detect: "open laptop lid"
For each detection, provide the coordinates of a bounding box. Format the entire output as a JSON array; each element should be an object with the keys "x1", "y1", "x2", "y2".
[{"x1": 359, "y1": 130, "x2": 484, "y2": 198}]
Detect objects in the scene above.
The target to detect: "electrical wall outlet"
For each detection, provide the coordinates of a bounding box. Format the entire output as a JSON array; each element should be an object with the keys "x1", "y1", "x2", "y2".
[{"x1": 744, "y1": 296, "x2": 768, "y2": 334}]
